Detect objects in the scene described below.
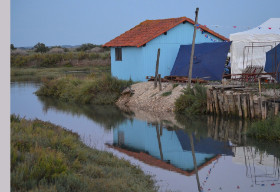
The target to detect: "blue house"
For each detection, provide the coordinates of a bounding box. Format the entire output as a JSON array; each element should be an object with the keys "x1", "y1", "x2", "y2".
[
  {"x1": 103, "y1": 17, "x2": 229, "y2": 81},
  {"x1": 112, "y1": 119, "x2": 233, "y2": 172}
]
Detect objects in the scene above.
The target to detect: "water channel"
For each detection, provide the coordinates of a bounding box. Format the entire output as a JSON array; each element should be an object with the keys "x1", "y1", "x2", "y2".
[{"x1": 11, "y1": 82, "x2": 280, "y2": 192}]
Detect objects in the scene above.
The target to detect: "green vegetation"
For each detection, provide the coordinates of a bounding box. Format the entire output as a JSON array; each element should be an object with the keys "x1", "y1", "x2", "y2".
[
  {"x1": 11, "y1": 51, "x2": 110, "y2": 68},
  {"x1": 247, "y1": 116, "x2": 280, "y2": 142},
  {"x1": 11, "y1": 115, "x2": 157, "y2": 192},
  {"x1": 161, "y1": 91, "x2": 172, "y2": 97},
  {"x1": 11, "y1": 44, "x2": 16, "y2": 50},
  {"x1": 172, "y1": 83, "x2": 179, "y2": 89},
  {"x1": 34, "y1": 42, "x2": 50, "y2": 53},
  {"x1": 35, "y1": 74, "x2": 133, "y2": 105},
  {"x1": 11, "y1": 65, "x2": 110, "y2": 82},
  {"x1": 76, "y1": 43, "x2": 97, "y2": 52},
  {"x1": 175, "y1": 84, "x2": 207, "y2": 115}
]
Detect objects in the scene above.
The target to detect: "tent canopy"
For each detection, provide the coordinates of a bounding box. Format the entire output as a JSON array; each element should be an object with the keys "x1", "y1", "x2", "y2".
[
  {"x1": 170, "y1": 42, "x2": 231, "y2": 81},
  {"x1": 230, "y1": 18, "x2": 280, "y2": 75},
  {"x1": 265, "y1": 43, "x2": 280, "y2": 81}
]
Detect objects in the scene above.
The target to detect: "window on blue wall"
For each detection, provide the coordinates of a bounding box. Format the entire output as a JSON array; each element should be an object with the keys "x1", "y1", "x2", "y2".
[{"x1": 115, "y1": 48, "x2": 122, "y2": 61}]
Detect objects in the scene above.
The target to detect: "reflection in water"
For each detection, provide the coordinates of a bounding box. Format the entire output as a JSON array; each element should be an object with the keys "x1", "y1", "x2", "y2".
[
  {"x1": 111, "y1": 112, "x2": 280, "y2": 190},
  {"x1": 11, "y1": 82, "x2": 280, "y2": 192},
  {"x1": 37, "y1": 95, "x2": 132, "y2": 129},
  {"x1": 112, "y1": 116, "x2": 233, "y2": 173}
]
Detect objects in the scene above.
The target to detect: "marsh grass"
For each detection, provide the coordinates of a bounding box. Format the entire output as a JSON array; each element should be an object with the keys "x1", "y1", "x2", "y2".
[
  {"x1": 175, "y1": 84, "x2": 207, "y2": 115},
  {"x1": 11, "y1": 65, "x2": 110, "y2": 82},
  {"x1": 11, "y1": 115, "x2": 157, "y2": 192},
  {"x1": 35, "y1": 74, "x2": 133, "y2": 105},
  {"x1": 247, "y1": 116, "x2": 280, "y2": 142},
  {"x1": 11, "y1": 51, "x2": 110, "y2": 68}
]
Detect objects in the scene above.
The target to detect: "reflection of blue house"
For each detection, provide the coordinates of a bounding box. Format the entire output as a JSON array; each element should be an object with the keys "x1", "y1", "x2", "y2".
[
  {"x1": 103, "y1": 17, "x2": 229, "y2": 81},
  {"x1": 113, "y1": 119, "x2": 233, "y2": 172}
]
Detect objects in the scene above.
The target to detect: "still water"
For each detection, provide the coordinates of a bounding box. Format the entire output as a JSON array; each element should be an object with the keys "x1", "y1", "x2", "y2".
[{"x1": 11, "y1": 82, "x2": 280, "y2": 192}]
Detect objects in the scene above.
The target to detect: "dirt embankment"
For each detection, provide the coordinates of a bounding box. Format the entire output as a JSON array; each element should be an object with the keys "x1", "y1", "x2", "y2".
[{"x1": 116, "y1": 82, "x2": 186, "y2": 113}]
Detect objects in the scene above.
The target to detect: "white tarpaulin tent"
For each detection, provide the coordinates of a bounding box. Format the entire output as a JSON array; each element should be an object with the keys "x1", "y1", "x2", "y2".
[{"x1": 230, "y1": 18, "x2": 280, "y2": 75}]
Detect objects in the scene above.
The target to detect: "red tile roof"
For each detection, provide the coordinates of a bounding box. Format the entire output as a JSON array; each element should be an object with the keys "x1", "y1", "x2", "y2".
[
  {"x1": 106, "y1": 144, "x2": 221, "y2": 176},
  {"x1": 103, "y1": 17, "x2": 229, "y2": 48}
]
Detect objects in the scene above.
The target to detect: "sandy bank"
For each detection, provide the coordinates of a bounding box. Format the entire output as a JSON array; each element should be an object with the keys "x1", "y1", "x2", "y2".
[{"x1": 116, "y1": 81, "x2": 186, "y2": 113}]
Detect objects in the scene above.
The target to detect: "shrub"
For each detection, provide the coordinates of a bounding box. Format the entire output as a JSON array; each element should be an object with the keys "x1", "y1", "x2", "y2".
[
  {"x1": 175, "y1": 84, "x2": 207, "y2": 115},
  {"x1": 34, "y1": 42, "x2": 49, "y2": 53},
  {"x1": 76, "y1": 43, "x2": 97, "y2": 52},
  {"x1": 36, "y1": 74, "x2": 133, "y2": 105}
]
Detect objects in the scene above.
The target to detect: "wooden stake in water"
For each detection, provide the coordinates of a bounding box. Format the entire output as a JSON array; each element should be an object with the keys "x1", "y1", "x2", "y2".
[{"x1": 189, "y1": 134, "x2": 201, "y2": 192}]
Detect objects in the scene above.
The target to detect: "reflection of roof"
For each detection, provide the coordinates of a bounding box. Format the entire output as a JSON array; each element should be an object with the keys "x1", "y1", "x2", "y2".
[
  {"x1": 176, "y1": 130, "x2": 234, "y2": 156},
  {"x1": 106, "y1": 144, "x2": 220, "y2": 176},
  {"x1": 103, "y1": 17, "x2": 229, "y2": 48}
]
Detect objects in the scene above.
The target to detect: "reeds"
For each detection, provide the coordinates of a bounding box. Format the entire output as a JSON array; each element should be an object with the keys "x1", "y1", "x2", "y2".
[
  {"x1": 35, "y1": 74, "x2": 133, "y2": 105},
  {"x1": 175, "y1": 84, "x2": 207, "y2": 115}
]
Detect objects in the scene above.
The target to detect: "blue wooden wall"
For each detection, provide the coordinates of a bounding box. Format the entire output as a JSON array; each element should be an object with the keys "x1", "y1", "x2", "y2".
[{"x1": 111, "y1": 22, "x2": 224, "y2": 81}]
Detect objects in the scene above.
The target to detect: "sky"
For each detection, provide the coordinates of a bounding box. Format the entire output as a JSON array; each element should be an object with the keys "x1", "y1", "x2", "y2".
[{"x1": 11, "y1": 0, "x2": 280, "y2": 47}]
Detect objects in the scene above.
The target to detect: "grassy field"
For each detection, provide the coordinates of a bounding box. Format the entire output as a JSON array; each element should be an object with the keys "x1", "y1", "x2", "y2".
[
  {"x1": 247, "y1": 115, "x2": 280, "y2": 142},
  {"x1": 11, "y1": 115, "x2": 157, "y2": 192},
  {"x1": 11, "y1": 65, "x2": 110, "y2": 82}
]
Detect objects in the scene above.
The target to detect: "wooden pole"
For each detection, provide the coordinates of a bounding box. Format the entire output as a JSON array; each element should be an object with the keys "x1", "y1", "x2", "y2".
[
  {"x1": 154, "y1": 48, "x2": 160, "y2": 88},
  {"x1": 188, "y1": 8, "x2": 199, "y2": 87},
  {"x1": 275, "y1": 103, "x2": 279, "y2": 116},
  {"x1": 213, "y1": 90, "x2": 219, "y2": 115},
  {"x1": 158, "y1": 74, "x2": 162, "y2": 91},
  {"x1": 156, "y1": 124, "x2": 163, "y2": 161},
  {"x1": 206, "y1": 89, "x2": 210, "y2": 112},
  {"x1": 242, "y1": 95, "x2": 248, "y2": 118},
  {"x1": 189, "y1": 134, "x2": 201, "y2": 192}
]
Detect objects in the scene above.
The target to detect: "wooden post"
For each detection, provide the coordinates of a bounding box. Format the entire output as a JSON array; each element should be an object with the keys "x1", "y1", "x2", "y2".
[
  {"x1": 209, "y1": 89, "x2": 213, "y2": 113},
  {"x1": 189, "y1": 134, "x2": 201, "y2": 192},
  {"x1": 206, "y1": 89, "x2": 210, "y2": 112},
  {"x1": 258, "y1": 98, "x2": 262, "y2": 118},
  {"x1": 275, "y1": 103, "x2": 279, "y2": 116},
  {"x1": 223, "y1": 93, "x2": 228, "y2": 115},
  {"x1": 156, "y1": 124, "x2": 163, "y2": 161},
  {"x1": 249, "y1": 94, "x2": 254, "y2": 119},
  {"x1": 263, "y1": 101, "x2": 267, "y2": 119},
  {"x1": 258, "y1": 78, "x2": 262, "y2": 95},
  {"x1": 242, "y1": 95, "x2": 248, "y2": 118},
  {"x1": 154, "y1": 48, "x2": 160, "y2": 88},
  {"x1": 218, "y1": 92, "x2": 224, "y2": 115},
  {"x1": 188, "y1": 8, "x2": 199, "y2": 87},
  {"x1": 213, "y1": 90, "x2": 219, "y2": 115},
  {"x1": 237, "y1": 94, "x2": 243, "y2": 118},
  {"x1": 158, "y1": 74, "x2": 162, "y2": 91}
]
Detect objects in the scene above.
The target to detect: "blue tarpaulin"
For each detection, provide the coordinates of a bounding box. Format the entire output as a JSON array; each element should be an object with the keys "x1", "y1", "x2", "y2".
[
  {"x1": 265, "y1": 43, "x2": 280, "y2": 81},
  {"x1": 175, "y1": 130, "x2": 234, "y2": 156},
  {"x1": 170, "y1": 42, "x2": 231, "y2": 81}
]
